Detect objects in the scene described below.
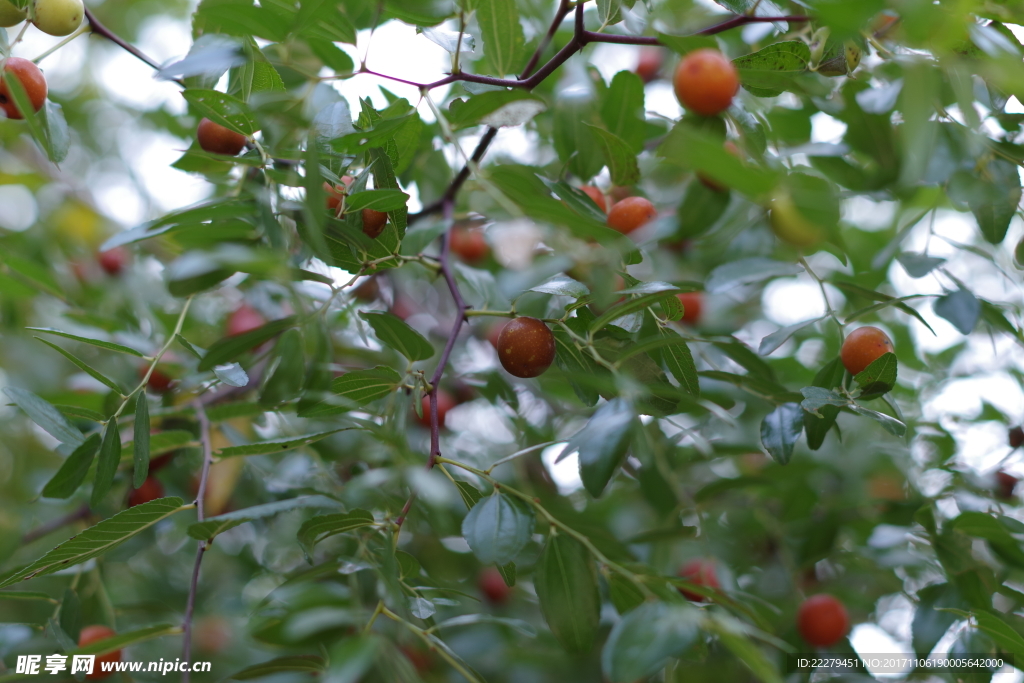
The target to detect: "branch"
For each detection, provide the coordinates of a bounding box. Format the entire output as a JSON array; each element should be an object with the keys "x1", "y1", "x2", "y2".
[
  {"x1": 395, "y1": 200, "x2": 470, "y2": 533},
  {"x1": 84, "y1": 9, "x2": 160, "y2": 70},
  {"x1": 519, "y1": 0, "x2": 572, "y2": 80},
  {"x1": 21, "y1": 504, "x2": 90, "y2": 544},
  {"x1": 181, "y1": 400, "x2": 214, "y2": 683},
  {"x1": 362, "y1": 13, "x2": 811, "y2": 92},
  {"x1": 406, "y1": 10, "x2": 811, "y2": 220},
  {"x1": 409, "y1": 0, "x2": 580, "y2": 220}
]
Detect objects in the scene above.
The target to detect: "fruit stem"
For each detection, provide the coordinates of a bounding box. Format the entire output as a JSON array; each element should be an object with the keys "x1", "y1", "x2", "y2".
[
  {"x1": 799, "y1": 257, "x2": 845, "y2": 342},
  {"x1": 32, "y1": 22, "x2": 90, "y2": 64}
]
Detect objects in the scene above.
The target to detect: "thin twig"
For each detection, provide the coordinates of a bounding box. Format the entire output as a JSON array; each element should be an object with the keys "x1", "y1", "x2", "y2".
[
  {"x1": 21, "y1": 504, "x2": 90, "y2": 544},
  {"x1": 84, "y1": 8, "x2": 159, "y2": 71},
  {"x1": 520, "y1": 0, "x2": 572, "y2": 79},
  {"x1": 427, "y1": 200, "x2": 469, "y2": 468},
  {"x1": 181, "y1": 400, "x2": 214, "y2": 683},
  {"x1": 361, "y1": 14, "x2": 810, "y2": 93},
  {"x1": 409, "y1": 11, "x2": 811, "y2": 220}
]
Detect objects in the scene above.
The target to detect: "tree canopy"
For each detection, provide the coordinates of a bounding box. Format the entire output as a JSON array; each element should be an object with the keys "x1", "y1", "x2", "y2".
[{"x1": 1, "y1": 1, "x2": 1024, "y2": 682}]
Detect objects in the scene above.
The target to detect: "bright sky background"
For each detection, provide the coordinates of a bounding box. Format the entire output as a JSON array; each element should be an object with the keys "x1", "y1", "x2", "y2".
[{"x1": 2, "y1": 2, "x2": 1024, "y2": 677}]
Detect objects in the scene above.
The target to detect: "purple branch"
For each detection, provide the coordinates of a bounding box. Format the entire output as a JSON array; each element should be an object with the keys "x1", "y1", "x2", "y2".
[
  {"x1": 405, "y1": 11, "x2": 811, "y2": 219},
  {"x1": 427, "y1": 200, "x2": 468, "y2": 468},
  {"x1": 520, "y1": 0, "x2": 572, "y2": 80},
  {"x1": 181, "y1": 400, "x2": 214, "y2": 683},
  {"x1": 84, "y1": 8, "x2": 185, "y2": 86}
]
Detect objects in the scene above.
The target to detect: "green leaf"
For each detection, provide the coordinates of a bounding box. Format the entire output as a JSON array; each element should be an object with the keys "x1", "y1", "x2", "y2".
[
  {"x1": 934, "y1": 289, "x2": 981, "y2": 335},
  {"x1": 608, "y1": 573, "x2": 646, "y2": 615},
  {"x1": 40, "y1": 435, "x2": 101, "y2": 500},
  {"x1": 656, "y1": 33, "x2": 717, "y2": 56},
  {"x1": 800, "y1": 386, "x2": 849, "y2": 415},
  {"x1": 344, "y1": 189, "x2": 410, "y2": 213},
  {"x1": 496, "y1": 561, "x2": 516, "y2": 588},
  {"x1": 677, "y1": 179, "x2": 731, "y2": 239},
  {"x1": 896, "y1": 252, "x2": 946, "y2": 278},
  {"x1": 760, "y1": 403, "x2": 803, "y2": 465},
  {"x1": 1, "y1": 71, "x2": 54, "y2": 161},
  {"x1": 448, "y1": 90, "x2": 547, "y2": 129},
  {"x1": 968, "y1": 158, "x2": 1021, "y2": 244},
  {"x1": 259, "y1": 329, "x2": 304, "y2": 406},
  {"x1": 554, "y1": 325, "x2": 601, "y2": 407},
  {"x1": 543, "y1": 180, "x2": 607, "y2": 223},
  {"x1": 359, "y1": 311, "x2": 434, "y2": 361},
  {"x1": 589, "y1": 288, "x2": 682, "y2": 335},
  {"x1": 477, "y1": 0, "x2": 524, "y2": 77},
  {"x1": 969, "y1": 610, "x2": 1024, "y2": 661},
  {"x1": 24, "y1": 329, "x2": 146, "y2": 356},
  {"x1": 90, "y1": 421, "x2": 122, "y2": 508},
  {"x1": 853, "y1": 352, "x2": 898, "y2": 398},
  {"x1": 122, "y1": 430, "x2": 196, "y2": 461},
  {"x1": 655, "y1": 329, "x2": 700, "y2": 397},
  {"x1": 803, "y1": 358, "x2": 844, "y2": 450},
  {"x1": 565, "y1": 398, "x2": 635, "y2": 497},
  {"x1": 706, "y1": 614, "x2": 784, "y2": 683},
  {"x1": 530, "y1": 274, "x2": 591, "y2": 298},
  {"x1": 706, "y1": 258, "x2": 803, "y2": 293},
  {"x1": 848, "y1": 404, "x2": 907, "y2": 437},
  {"x1": 3, "y1": 387, "x2": 85, "y2": 448},
  {"x1": 659, "y1": 122, "x2": 778, "y2": 197},
  {"x1": 325, "y1": 635, "x2": 382, "y2": 683},
  {"x1": 329, "y1": 366, "x2": 404, "y2": 405},
  {"x1": 188, "y1": 496, "x2": 340, "y2": 541},
  {"x1": 952, "y1": 512, "x2": 1024, "y2": 568},
  {"x1": 584, "y1": 124, "x2": 641, "y2": 186},
  {"x1": 42, "y1": 101, "x2": 70, "y2": 164},
  {"x1": 602, "y1": 601, "x2": 701, "y2": 682},
  {"x1": 59, "y1": 587, "x2": 80, "y2": 642},
  {"x1": 553, "y1": 98, "x2": 605, "y2": 181},
  {"x1": 462, "y1": 492, "x2": 535, "y2": 565},
  {"x1": 230, "y1": 656, "x2": 326, "y2": 680},
  {"x1": 833, "y1": 281, "x2": 936, "y2": 334},
  {"x1": 367, "y1": 146, "x2": 408, "y2": 238},
  {"x1": 2, "y1": 254, "x2": 64, "y2": 301},
  {"x1": 912, "y1": 583, "x2": 964, "y2": 657},
  {"x1": 732, "y1": 41, "x2": 811, "y2": 97},
  {"x1": 72, "y1": 623, "x2": 180, "y2": 656},
  {"x1": 487, "y1": 165, "x2": 638, "y2": 260},
  {"x1": 55, "y1": 405, "x2": 106, "y2": 422},
  {"x1": 600, "y1": 70, "x2": 646, "y2": 153},
  {"x1": 758, "y1": 317, "x2": 824, "y2": 356},
  {"x1": 535, "y1": 533, "x2": 601, "y2": 653},
  {"x1": 198, "y1": 317, "x2": 297, "y2": 371},
  {"x1": 0, "y1": 591, "x2": 58, "y2": 603},
  {"x1": 182, "y1": 88, "x2": 257, "y2": 136},
  {"x1": 0, "y1": 498, "x2": 186, "y2": 588},
  {"x1": 454, "y1": 480, "x2": 484, "y2": 510},
  {"x1": 296, "y1": 509, "x2": 376, "y2": 560},
  {"x1": 216, "y1": 428, "x2": 352, "y2": 457},
  {"x1": 34, "y1": 338, "x2": 123, "y2": 395}
]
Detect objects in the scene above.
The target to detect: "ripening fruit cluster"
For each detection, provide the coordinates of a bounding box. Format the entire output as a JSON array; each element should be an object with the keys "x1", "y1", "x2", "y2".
[
  {"x1": 321, "y1": 176, "x2": 390, "y2": 238},
  {"x1": 676, "y1": 559, "x2": 850, "y2": 647},
  {"x1": 0, "y1": 0, "x2": 84, "y2": 36}
]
